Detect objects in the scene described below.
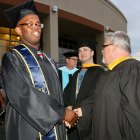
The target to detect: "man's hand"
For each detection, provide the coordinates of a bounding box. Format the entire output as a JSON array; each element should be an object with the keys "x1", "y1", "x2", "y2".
[
  {"x1": 74, "y1": 108, "x2": 82, "y2": 117},
  {"x1": 64, "y1": 108, "x2": 78, "y2": 126},
  {"x1": 67, "y1": 106, "x2": 72, "y2": 110}
]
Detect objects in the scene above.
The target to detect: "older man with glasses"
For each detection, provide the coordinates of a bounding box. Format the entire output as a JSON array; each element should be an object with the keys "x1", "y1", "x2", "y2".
[{"x1": 92, "y1": 31, "x2": 140, "y2": 140}]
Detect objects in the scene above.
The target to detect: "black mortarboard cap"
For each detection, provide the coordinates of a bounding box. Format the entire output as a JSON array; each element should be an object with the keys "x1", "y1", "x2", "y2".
[
  {"x1": 63, "y1": 51, "x2": 78, "y2": 58},
  {"x1": 4, "y1": 0, "x2": 38, "y2": 28},
  {"x1": 77, "y1": 38, "x2": 97, "y2": 51}
]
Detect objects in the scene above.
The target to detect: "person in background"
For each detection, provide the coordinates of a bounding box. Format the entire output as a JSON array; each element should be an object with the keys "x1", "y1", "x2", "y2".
[
  {"x1": 2, "y1": 0, "x2": 78, "y2": 140},
  {"x1": 92, "y1": 31, "x2": 140, "y2": 140},
  {"x1": 63, "y1": 39, "x2": 105, "y2": 140},
  {"x1": 59, "y1": 51, "x2": 78, "y2": 90}
]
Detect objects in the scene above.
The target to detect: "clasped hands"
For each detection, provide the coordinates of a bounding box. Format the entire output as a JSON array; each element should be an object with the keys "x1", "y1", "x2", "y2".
[{"x1": 64, "y1": 106, "x2": 82, "y2": 128}]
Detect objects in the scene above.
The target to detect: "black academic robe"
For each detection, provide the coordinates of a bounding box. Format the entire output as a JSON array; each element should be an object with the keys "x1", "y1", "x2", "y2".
[
  {"x1": 93, "y1": 59, "x2": 140, "y2": 140},
  {"x1": 2, "y1": 45, "x2": 66, "y2": 140},
  {"x1": 63, "y1": 66, "x2": 105, "y2": 140}
]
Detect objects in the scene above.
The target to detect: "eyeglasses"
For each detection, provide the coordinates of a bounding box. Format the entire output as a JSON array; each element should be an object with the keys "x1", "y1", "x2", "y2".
[
  {"x1": 19, "y1": 23, "x2": 44, "y2": 29},
  {"x1": 68, "y1": 58, "x2": 78, "y2": 61},
  {"x1": 102, "y1": 44, "x2": 113, "y2": 48}
]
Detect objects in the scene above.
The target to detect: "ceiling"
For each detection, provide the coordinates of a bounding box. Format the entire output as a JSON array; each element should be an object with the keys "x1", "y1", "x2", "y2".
[{"x1": 58, "y1": 18, "x2": 100, "y2": 41}]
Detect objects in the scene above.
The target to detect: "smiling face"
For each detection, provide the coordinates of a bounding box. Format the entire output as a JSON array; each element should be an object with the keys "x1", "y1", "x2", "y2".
[
  {"x1": 15, "y1": 14, "x2": 42, "y2": 49},
  {"x1": 78, "y1": 46, "x2": 94, "y2": 64}
]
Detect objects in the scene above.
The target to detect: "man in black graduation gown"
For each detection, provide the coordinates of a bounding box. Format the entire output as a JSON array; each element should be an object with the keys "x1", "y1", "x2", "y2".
[
  {"x1": 93, "y1": 31, "x2": 140, "y2": 140},
  {"x1": 1, "y1": 0, "x2": 78, "y2": 140},
  {"x1": 63, "y1": 39, "x2": 105, "y2": 140}
]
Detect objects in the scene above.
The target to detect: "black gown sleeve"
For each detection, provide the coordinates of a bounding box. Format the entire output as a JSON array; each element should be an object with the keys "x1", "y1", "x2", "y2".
[
  {"x1": 119, "y1": 62, "x2": 140, "y2": 139},
  {"x1": 2, "y1": 52, "x2": 65, "y2": 135},
  {"x1": 63, "y1": 71, "x2": 78, "y2": 107},
  {"x1": 63, "y1": 79, "x2": 72, "y2": 107}
]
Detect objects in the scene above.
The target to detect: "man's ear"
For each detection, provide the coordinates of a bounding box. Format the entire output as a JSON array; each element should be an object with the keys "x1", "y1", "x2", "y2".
[
  {"x1": 15, "y1": 26, "x2": 22, "y2": 36},
  {"x1": 66, "y1": 58, "x2": 69, "y2": 63}
]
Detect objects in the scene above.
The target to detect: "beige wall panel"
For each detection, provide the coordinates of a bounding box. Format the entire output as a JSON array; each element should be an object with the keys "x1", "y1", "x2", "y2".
[{"x1": 40, "y1": 0, "x2": 127, "y2": 32}]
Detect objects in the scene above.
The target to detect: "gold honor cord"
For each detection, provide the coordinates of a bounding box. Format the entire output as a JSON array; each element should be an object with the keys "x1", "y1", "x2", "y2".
[
  {"x1": 39, "y1": 132, "x2": 42, "y2": 140},
  {"x1": 13, "y1": 44, "x2": 58, "y2": 140}
]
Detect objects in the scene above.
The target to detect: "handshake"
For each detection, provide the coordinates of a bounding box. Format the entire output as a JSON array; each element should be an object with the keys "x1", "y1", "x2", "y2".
[{"x1": 63, "y1": 107, "x2": 82, "y2": 128}]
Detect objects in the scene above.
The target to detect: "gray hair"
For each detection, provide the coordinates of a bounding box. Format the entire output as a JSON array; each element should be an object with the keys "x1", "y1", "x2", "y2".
[{"x1": 105, "y1": 31, "x2": 131, "y2": 53}]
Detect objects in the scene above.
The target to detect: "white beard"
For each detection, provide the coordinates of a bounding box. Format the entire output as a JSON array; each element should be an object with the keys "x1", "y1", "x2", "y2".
[{"x1": 102, "y1": 57, "x2": 105, "y2": 64}]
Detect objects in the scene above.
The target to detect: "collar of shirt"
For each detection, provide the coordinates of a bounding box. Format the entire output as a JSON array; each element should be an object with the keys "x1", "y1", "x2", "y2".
[
  {"x1": 22, "y1": 43, "x2": 38, "y2": 55},
  {"x1": 59, "y1": 66, "x2": 78, "y2": 74},
  {"x1": 108, "y1": 56, "x2": 135, "y2": 70},
  {"x1": 82, "y1": 63, "x2": 102, "y2": 68}
]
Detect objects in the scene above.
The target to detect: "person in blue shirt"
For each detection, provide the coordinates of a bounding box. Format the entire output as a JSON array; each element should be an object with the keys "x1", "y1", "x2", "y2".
[{"x1": 59, "y1": 51, "x2": 78, "y2": 90}]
